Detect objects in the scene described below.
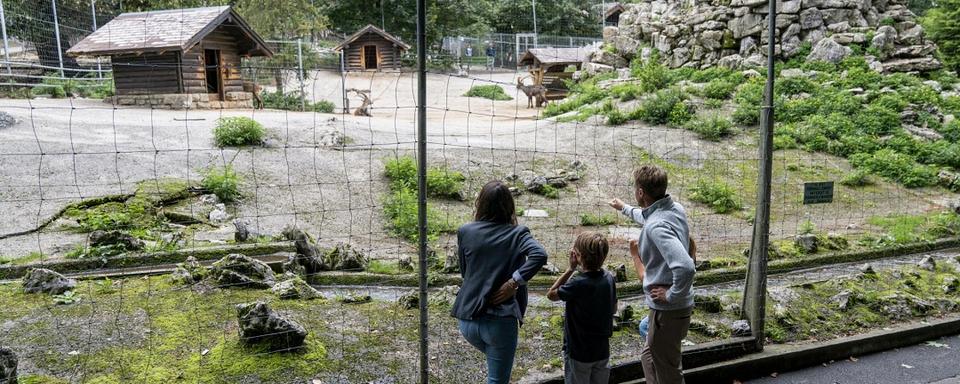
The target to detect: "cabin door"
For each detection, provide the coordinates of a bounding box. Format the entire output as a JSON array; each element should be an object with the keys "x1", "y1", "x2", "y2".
[
  {"x1": 204, "y1": 49, "x2": 224, "y2": 100},
  {"x1": 363, "y1": 45, "x2": 378, "y2": 70}
]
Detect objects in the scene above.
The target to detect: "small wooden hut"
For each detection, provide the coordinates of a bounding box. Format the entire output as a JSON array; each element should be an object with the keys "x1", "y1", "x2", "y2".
[
  {"x1": 66, "y1": 6, "x2": 272, "y2": 109},
  {"x1": 605, "y1": 3, "x2": 625, "y2": 26},
  {"x1": 334, "y1": 25, "x2": 410, "y2": 71},
  {"x1": 518, "y1": 47, "x2": 593, "y2": 101}
]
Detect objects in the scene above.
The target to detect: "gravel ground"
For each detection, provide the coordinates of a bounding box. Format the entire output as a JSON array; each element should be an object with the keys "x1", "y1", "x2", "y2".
[{"x1": 0, "y1": 70, "x2": 953, "y2": 268}]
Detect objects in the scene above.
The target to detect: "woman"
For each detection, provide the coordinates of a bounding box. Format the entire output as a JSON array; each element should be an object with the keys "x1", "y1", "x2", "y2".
[{"x1": 451, "y1": 180, "x2": 548, "y2": 383}]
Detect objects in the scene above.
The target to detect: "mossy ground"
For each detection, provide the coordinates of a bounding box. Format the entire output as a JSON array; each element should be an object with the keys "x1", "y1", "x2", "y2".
[{"x1": 3, "y1": 256, "x2": 958, "y2": 382}]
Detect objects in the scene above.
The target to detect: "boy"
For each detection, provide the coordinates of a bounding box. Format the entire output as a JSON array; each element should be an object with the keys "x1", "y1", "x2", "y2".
[
  {"x1": 610, "y1": 165, "x2": 694, "y2": 384},
  {"x1": 548, "y1": 232, "x2": 617, "y2": 384}
]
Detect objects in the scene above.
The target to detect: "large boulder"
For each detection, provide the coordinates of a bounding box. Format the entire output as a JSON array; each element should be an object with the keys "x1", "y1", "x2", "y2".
[
  {"x1": 271, "y1": 276, "x2": 323, "y2": 300},
  {"x1": 323, "y1": 243, "x2": 369, "y2": 271},
  {"x1": 0, "y1": 112, "x2": 15, "y2": 130},
  {"x1": 882, "y1": 57, "x2": 942, "y2": 72},
  {"x1": 22, "y1": 268, "x2": 76, "y2": 294},
  {"x1": 590, "y1": 50, "x2": 628, "y2": 68},
  {"x1": 806, "y1": 37, "x2": 852, "y2": 63},
  {"x1": 210, "y1": 254, "x2": 275, "y2": 289},
  {"x1": 236, "y1": 301, "x2": 308, "y2": 351},
  {"x1": 89, "y1": 230, "x2": 145, "y2": 251},
  {"x1": 0, "y1": 347, "x2": 15, "y2": 384}
]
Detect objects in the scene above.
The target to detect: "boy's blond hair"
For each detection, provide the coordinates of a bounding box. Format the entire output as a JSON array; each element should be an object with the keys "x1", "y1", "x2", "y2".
[{"x1": 574, "y1": 231, "x2": 609, "y2": 271}]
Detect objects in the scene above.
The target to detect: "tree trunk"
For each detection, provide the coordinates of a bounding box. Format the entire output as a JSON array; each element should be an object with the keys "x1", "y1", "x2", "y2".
[{"x1": 273, "y1": 68, "x2": 285, "y2": 94}]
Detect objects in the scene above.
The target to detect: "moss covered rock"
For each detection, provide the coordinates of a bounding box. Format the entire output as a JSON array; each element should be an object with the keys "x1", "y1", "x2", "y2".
[
  {"x1": 271, "y1": 276, "x2": 322, "y2": 300},
  {"x1": 210, "y1": 254, "x2": 275, "y2": 289},
  {"x1": 22, "y1": 268, "x2": 76, "y2": 295},
  {"x1": 236, "y1": 301, "x2": 308, "y2": 351}
]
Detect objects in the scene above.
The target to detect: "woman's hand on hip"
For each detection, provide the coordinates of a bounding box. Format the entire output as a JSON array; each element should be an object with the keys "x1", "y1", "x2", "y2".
[{"x1": 490, "y1": 278, "x2": 519, "y2": 305}]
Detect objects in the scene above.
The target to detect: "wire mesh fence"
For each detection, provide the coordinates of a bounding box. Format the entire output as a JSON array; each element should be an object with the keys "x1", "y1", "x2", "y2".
[{"x1": 1, "y1": 0, "x2": 959, "y2": 383}]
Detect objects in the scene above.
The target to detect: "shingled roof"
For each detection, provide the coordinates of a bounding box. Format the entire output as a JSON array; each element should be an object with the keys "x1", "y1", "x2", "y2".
[
  {"x1": 519, "y1": 47, "x2": 595, "y2": 66},
  {"x1": 66, "y1": 6, "x2": 272, "y2": 57},
  {"x1": 333, "y1": 24, "x2": 411, "y2": 52}
]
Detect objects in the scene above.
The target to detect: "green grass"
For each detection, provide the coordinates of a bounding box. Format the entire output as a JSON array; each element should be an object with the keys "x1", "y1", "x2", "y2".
[
  {"x1": 30, "y1": 73, "x2": 114, "y2": 99},
  {"x1": 0, "y1": 252, "x2": 46, "y2": 266},
  {"x1": 382, "y1": 186, "x2": 455, "y2": 243},
  {"x1": 201, "y1": 164, "x2": 242, "y2": 203},
  {"x1": 383, "y1": 157, "x2": 465, "y2": 199},
  {"x1": 684, "y1": 116, "x2": 734, "y2": 141},
  {"x1": 865, "y1": 212, "x2": 960, "y2": 245},
  {"x1": 579, "y1": 213, "x2": 618, "y2": 226},
  {"x1": 366, "y1": 259, "x2": 403, "y2": 275},
  {"x1": 463, "y1": 85, "x2": 513, "y2": 101},
  {"x1": 689, "y1": 179, "x2": 742, "y2": 214},
  {"x1": 213, "y1": 117, "x2": 266, "y2": 147}
]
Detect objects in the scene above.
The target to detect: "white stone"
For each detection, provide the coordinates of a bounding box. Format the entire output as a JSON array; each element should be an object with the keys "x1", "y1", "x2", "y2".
[{"x1": 523, "y1": 209, "x2": 550, "y2": 218}]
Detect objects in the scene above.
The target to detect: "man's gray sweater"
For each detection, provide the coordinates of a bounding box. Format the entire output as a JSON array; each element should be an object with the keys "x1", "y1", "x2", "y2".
[{"x1": 621, "y1": 196, "x2": 695, "y2": 311}]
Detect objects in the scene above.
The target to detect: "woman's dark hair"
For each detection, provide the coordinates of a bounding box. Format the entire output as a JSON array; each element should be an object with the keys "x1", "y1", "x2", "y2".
[{"x1": 474, "y1": 180, "x2": 517, "y2": 225}]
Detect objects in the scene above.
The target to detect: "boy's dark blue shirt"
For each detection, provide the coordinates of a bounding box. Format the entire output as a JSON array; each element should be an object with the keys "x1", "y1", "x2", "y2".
[{"x1": 558, "y1": 269, "x2": 617, "y2": 363}]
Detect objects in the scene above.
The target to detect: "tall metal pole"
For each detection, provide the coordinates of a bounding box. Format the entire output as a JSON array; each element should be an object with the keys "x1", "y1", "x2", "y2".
[
  {"x1": 51, "y1": 0, "x2": 65, "y2": 78},
  {"x1": 340, "y1": 50, "x2": 348, "y2": 114},
  {"x1": 0, "y1": 0, "x2": 12, "y2": 77},
  {"x1": 531, "y1": 0, "x2": 538, "y2": 48},
  {"x1": 296, "y1": 38, "x2": 305, "y2": 111},
  {"x1": 743, "y1": 0, "x2": 775, "y2": 352},
  {"x1": 415, "y1": 0, "x2": 430, "y2": 381},
  {"x1": 90, "y1": 0, "x2": 102, "y2": 80}
]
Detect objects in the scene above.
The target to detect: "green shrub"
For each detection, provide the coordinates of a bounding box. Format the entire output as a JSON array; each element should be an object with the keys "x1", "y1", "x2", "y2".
[
  {"x1": 689, "y1": 67, "x2": 739, "y2": 83},
  {"x1": 463, "y1": 85, "x2": 513, "y2": 101},
  {"x1": 261, "y1": 90, "x2": 335, "y2": 112},
  {"x1": 939, "y1": 120, "x2": 960, "y2": 142},
  {"x1": 637, "y1": 88, "x2": 690, "y2": 125},
  {"x1": 690, "y1": 179, "x2": 742, "y2": 213},
  {"x1": 213, "y1": 117, "x2": 266, "y2": 147},
  {"x1": 775, "y1": 76, "x2": 819, "y2": 96},
  {"x1": 838, "y1": 67, "x2": 883, "y2": 90},
  {"x1": 383, "y1": 188, "x2": 452, "y2": 242},
  {"x1": 539, "y1": 184, "x2": 560, "y2": 199},
  {"x1": 901, "y1": 85, "x2": 942, "y2": 108},
  {"x1": 543, "y1": 81, "x2": 606, "y2": 117},
  {"x1": 685, "y1": 116, "x2": 734, "y2": 141},
  {"x1": 426, "y1": 168, "x2": 465, "y2": 198},
  {"x1": 384, "y1": 157, "x2": 464, "y2": 198},
  {"x1": 579, "y1": 213, "x2": 618, "y2": 226},
  {"x1": 870, "y1": 93, "x2": 909, "y2": 112},
  {"x1": 606, "y1": 108, "x2": 629, "y2": 125},
  {"x1": 610, "y1": 82, "x2": 646, "y2": 101},
  {"x1": 201, "y1": 164, "x2": 242, "y2": 203},
  {"x1": 702, "y1": 78, "x2": 738, "y2": 100},
  {"x1": 880, "y1": 73, "x2": 924, "y2": 89},
  {"x1": 798, "y1": 219, "x2": 816, "y2": 235},
  {"x1": 840, "y1": 169, "x2": 874, "y2": 187},
  {"x1": 942, "y1": 95, "x2": 960, "y2": 114},
  {"x1": 773, "y1": 134, "x2": 799, "y2": 150},
  {"x1": 732, "y1": 79, "x2": 765, "y2": 125},
  {"x1": 630, "y1": 54, "x2": 675, "y2": 93},
  {"x1": 849, "y1": 149, "x2": 938, "y2": 188}
]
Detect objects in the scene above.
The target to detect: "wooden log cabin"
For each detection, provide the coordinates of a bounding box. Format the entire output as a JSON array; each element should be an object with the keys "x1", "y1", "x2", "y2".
[
  {"x1": 518, "y1": 47, "x2": 594, "y2": 101},
  {"x1": 334, "y1": 25, "x2": 410, "y2": 71},
  {"x1": 66, "y1": 6, "x2": 272, "y2": 109}
]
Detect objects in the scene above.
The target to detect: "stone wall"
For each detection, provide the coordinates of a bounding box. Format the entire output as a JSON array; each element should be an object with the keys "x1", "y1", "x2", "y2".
[
  {"x1": 594, "y1": 0, "x2": 941, "y2": 72},
  {"x1": 110, "y1": 92, "x2": 254, "y2": 109}
]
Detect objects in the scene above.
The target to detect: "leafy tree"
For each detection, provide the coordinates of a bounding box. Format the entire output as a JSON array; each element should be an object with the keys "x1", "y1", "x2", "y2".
[{"x1": 924, "y1": 0, "x2": 960, "y2": 71}]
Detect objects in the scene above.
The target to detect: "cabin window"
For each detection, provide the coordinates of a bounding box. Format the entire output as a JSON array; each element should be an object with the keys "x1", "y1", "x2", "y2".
[
  {"x1": 204, "y1": 49, "x2": 222, "y2": 96},
  {"x1": 363, "y1": 45, "x2": 378, "y2": 70}
]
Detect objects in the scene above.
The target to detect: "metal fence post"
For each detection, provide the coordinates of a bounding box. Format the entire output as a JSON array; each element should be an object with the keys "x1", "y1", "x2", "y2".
[
  {"x1": 0, "y1": 0, "x2": 12, "y2": 77},
  {"x1": 51, "y1": 0, "x2": 65, "y2": 77},
  {"x1": 90, "y1": 0, "x2": 102, "y2": 79},
  {"x1": 742, "y1": 0, "x2": 776, "y2": 352},
  {"x1": 416, "y1": 0, "x2": 429, "y2": 381},
  {"x1": 340, "y1": 50, "x2": 348, "y2": 114},
  {"x1": 296, "y1": 38, "x2": 305, "y2": 111}
]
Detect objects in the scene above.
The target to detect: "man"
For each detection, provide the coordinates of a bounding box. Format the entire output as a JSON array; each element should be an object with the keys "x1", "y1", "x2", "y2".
[
  {"x1": 486, "y1": 44, "x2": 496, "y2": 70},
  {"x1": 609, "y1": 165, "x2": 695, "y2": 384}
]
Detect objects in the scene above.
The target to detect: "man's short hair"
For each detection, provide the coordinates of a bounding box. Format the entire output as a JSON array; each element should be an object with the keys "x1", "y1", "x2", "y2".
[
  {"x1": 574, "y1": 231, "x2": 609, "y2": 271},
  {"x1": 633, "y1": 165, "x2": 668, "y2": 200}
]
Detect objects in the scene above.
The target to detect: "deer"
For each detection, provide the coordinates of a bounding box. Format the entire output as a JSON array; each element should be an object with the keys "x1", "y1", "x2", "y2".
[
  {"x1": 242, "y1": 81, "x2": 264, "y2": 110},
  {"x1": 516, "y1": 76, "x2": 547, "y2": 109}
]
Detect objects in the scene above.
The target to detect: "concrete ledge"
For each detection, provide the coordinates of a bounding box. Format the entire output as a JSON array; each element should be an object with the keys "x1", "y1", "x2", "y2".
[{"x1": 649, "y1": 314, "x2": 960, "y2": 384}]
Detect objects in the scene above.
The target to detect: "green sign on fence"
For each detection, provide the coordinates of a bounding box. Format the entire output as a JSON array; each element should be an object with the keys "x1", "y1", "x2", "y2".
[{"x1": 803, "y1": 181, "x2": 834, "y2": 204}]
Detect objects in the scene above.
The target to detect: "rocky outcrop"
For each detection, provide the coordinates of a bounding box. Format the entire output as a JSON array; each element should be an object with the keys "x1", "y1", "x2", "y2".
[
  {"x1": 0, "y1": 347, "x2": 17, "y2": 384},
  {"x1": 89, "y1": 230, "x2": 145, "y2": 251},
  {"x1": 236, "y1": 301, "x2": 308, "y2": 351},
  {"x1": 170, "y1": 256, "x2": 206, "y2": 285},
  {"x1": 22, "y1": 268, "x2": 76, "y2": 295},
  {"x1": 598, "y1": 0, "x2": 939, "y2": 72},
  {"x1": 209, "y1": 254, "x2": 276, "y2": 289},
  {"x1": 323, "y1": 243, "x2": 369, "y2": 271},
  {"x1": 271, "y1": 276, "x2": 323, "y2": 300}
]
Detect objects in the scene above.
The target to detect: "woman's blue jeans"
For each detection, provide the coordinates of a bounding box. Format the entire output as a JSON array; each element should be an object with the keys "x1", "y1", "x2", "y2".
[{"x1": 458, "y1": 316, "x2": 519, "y2": 384}]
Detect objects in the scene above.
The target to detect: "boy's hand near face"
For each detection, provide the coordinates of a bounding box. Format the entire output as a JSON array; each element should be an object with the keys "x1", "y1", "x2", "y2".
[
  {"x1": 608, "y1": 198, "x2": 625, "y2": 211},
  {"x1": 568, "y1": 249, "x2": 580, "y2": 272}
]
